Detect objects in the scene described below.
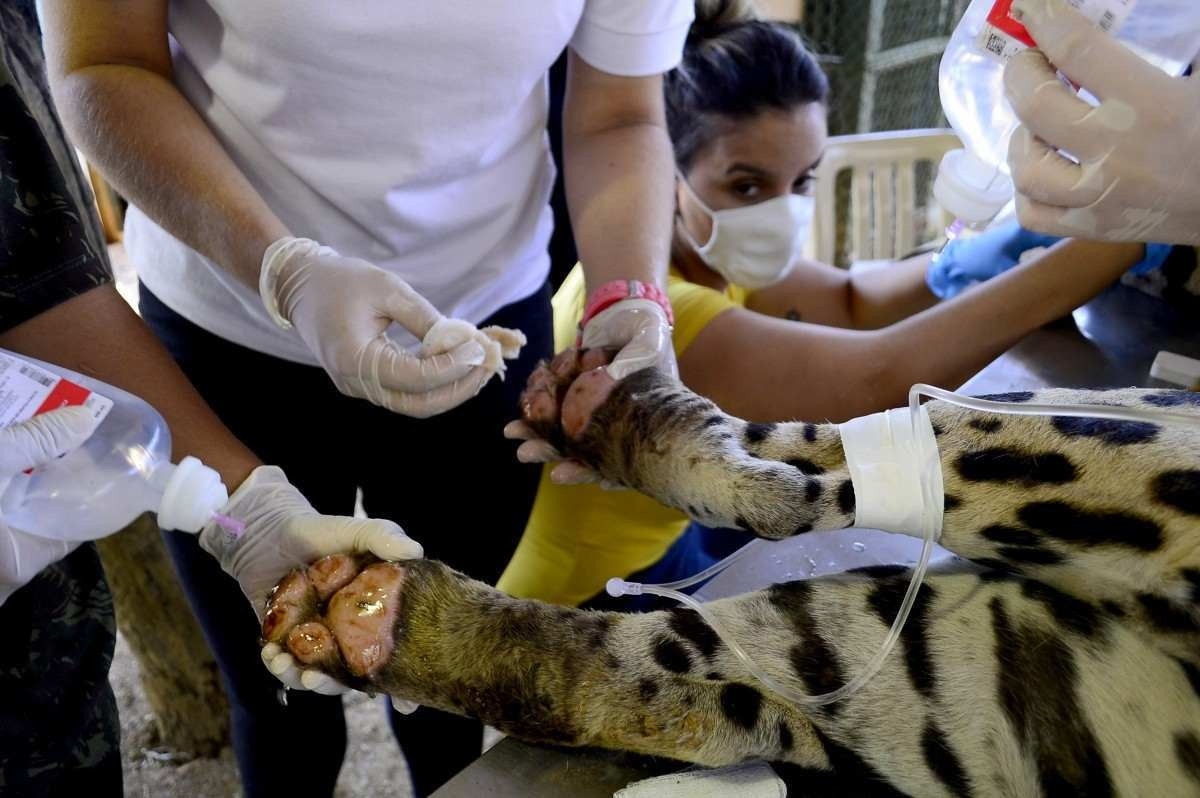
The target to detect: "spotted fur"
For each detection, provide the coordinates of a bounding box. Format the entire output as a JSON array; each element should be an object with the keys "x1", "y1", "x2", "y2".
[{"x1": 371, "y1": 371, "x2": 1200, "y2": 795}]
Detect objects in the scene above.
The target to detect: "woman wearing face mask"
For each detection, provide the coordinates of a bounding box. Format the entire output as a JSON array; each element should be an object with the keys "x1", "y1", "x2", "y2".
[{"x1": 498, "y1": 0, "x2": 1174, "y2": 607}]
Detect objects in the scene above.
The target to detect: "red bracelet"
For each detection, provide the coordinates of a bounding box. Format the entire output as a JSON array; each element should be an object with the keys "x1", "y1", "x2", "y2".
[{"x1": 578, "y1": 280, "x2": 674, "y2": 345}]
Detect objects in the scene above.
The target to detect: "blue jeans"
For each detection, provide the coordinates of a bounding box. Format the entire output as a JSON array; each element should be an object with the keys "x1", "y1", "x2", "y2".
[{"x1": 140, "y1": 283, "x2": 552, "y2": 797}]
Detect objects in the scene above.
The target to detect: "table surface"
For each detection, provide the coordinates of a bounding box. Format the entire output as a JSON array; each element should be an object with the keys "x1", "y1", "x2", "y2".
[{"x1": 433, "y1": 284, "x2": 1200, "y2": 798}]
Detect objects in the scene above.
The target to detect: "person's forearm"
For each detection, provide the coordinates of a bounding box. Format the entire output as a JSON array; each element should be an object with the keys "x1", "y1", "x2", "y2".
[
  {"x1": 0, "y1": 287, "x2": 260, "y2": 490},
  {"x1": 564, "y1": 77, "x2": 674, "y2": 296},
  {"x1": 847, "y1": 253, "x2": 937, "y2": 329},
  {"x1": 873, "y1": 238, "x2": 1144, "y2": 394},
  {"x1": 51, "y1": 65, "x2": 288, "y2": 287}
]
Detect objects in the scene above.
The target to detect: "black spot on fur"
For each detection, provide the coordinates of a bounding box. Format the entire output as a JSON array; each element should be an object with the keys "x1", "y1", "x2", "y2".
[
  {"x1": 1019, "y1": 501, "x2": 1164, "y2": 551},
  {"x1": 1176, "y1": 658, "x2": 1200, "y2": 700},
  {"x1": 778, "y1": 722, "x2": 794, "y2": 752},
  {"x1": 1144, "y1": 391, "x2": 1200, "y2": 407},
  {"x1": 703, "y1": 415, "x2": 725, "y2": 428},
  {"x1": 1184, "y1": 569, "x2": 1200, "y2": 604},
  {"x1": 848, "y1": 564, "x2": 910, "y2": 579},
  {"x1": 837, "y1": 480, "x2": 855, "y2": 516},
  {"x1": 787, "y1": 457, "x2": 826, "y2": 475},
  {"x1": 668, "y1": 608, "x2": 721, "y2": 660},
  {"x1": 705, "y1": 671, "x2": 723, "y2": 681},
  {"x1": 652, "y1": 636, "x2": 692, "y2": 673},
  {"x1": 922, "y1": 723, "x2": 971, "y2": 795},
  {"x1": 735, "y1": 516, "x2": 761, "y2": 537},
  {"x1": 638, "y1": 678, "x2": 659, "y2": 702},
  {"x1": 1137, "y1": 594, "x2": 1199, "y2": 632},
  {"x1": 1153, "y1": 470, "x2": 1200, "y2": 517},
  {"x1": 979, "y1": 391, "x2": 1034, "y2": 403},
  {"x1": 745, "y1": 422, "x2": 776, "y2": 445},
  {"x1": 968, "y1": 417, "x2": 1003, "y2": 433},
  {"x1": 803, "y1": 423, "x2": 818, "y2": 442},
  {"x1": 799, "y1": 728, "x2": 910, "y2": 797},
  {"x1": 932, "y1": 422, "x2": 946, "y2": 437},
  {"x1": 999, "y1": 546, "x2": 1064, "y2": 565},
  {"x1": 769, "y1": 582, "x2": 845, "y2": 711},
  {"x1": 976, "y1": 559, "x2": 1020, "y2": 578},
  {"x1": 943, "y1": 494, "x2": 962, "y2": 511},
  {"x1": 1100, "y1": 600, "x2": 1127, "y2": 618},
  {"x1": 1176, "y1": 732, "x2": 1200, "y2": 784},
  {"x1": 794, "y1": 523, "x2": 813, "y2": 534},
  {"x1": 1051, "y1": 415, "x2": 1159, "y2": 445},
  {"x1": 571, "y1": 614, "x2": 613, "y2": 651},
  {"x1": 982, "y1": 525, "x2": 1040, "y2": 546},
  {"x1": 719, "y1": 683, "x2": 763, "y2": 730},
  {"x1": 869, "y1": 578, "x2": 938, "y2": 697},
  {"x1": 1022, "y1": 580, "x2": 1101, "y2": 637},
  {"x1": 805, "y1": 478, "x2": 822, "y2": 503},
  {"x1": 955, "y1": 449, "x2": 1077, "y2": 484},
  {"x1": 686, "y1": 504, "x2": 701, "y2": 517},
  {"x1": 990, "y1": 597, "x2": 1114, "y2": 795}
]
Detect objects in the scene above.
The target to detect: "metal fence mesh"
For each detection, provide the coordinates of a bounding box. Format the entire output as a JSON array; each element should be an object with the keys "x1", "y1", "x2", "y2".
[{"x1": 796, "y1": 0, "x2": 971, "y2": 264}]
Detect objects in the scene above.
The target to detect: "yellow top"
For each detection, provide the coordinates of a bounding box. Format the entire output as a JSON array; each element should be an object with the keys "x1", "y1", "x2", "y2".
[{"x1": 497, "y1": 264, "x2": 748, "y2": 605}]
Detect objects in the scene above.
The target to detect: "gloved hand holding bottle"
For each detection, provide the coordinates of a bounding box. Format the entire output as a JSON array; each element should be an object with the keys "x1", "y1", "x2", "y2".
[
  {"x1": 926, "y1": 219, "x2": 1175, "y2": 299},
  {"x1": 1005, "y1": 0, "x2": 1200, "y2": 245},
  {"x1": 259, "y1": 237, "x2": 522, "y2": 418},
  {"x1": 0, "y1": 407, "x2": 100, "y2": 605}
]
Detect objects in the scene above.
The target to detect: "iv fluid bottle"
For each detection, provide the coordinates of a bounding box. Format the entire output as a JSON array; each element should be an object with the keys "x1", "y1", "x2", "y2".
[
  {"x1": 0, "y1": 349, "x2": 229, "y2": 542},
  {"x1": 935, "y1": 0, "x2": 1200, "y2": 226}
]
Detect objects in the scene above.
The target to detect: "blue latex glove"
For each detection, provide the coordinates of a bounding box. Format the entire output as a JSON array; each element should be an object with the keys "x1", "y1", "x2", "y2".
[{"x1": 926, "y1": 220, "x2": 1173, "y2": 299}]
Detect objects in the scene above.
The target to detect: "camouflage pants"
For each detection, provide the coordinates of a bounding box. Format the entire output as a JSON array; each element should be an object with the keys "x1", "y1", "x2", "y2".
[{"x1": 0, "y1": 545, "x2": 121, "y2": 796}]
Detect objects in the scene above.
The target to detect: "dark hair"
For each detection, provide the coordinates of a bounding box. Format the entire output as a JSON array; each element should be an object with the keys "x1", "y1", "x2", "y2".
[{"x1": 665, "y1": 0, "x2": 829, "y2": 170}]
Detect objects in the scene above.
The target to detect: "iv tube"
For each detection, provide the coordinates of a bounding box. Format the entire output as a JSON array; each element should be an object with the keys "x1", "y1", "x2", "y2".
[{"x1": 607, "y1": 383, "x2": 1200, "y2": 708}]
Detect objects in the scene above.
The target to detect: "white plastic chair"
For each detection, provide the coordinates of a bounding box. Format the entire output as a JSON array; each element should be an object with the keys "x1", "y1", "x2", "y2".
[{"x1": 809, "y1": 128, "x2": 962, "y2": 267}]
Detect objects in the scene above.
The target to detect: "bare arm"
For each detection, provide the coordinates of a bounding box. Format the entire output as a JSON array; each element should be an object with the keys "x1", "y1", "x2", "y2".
[
  {"x1": 39, "y1": 0, "x2": 288, "y2": 286},
  {"x1": 0, "y1": 286, "x2": 259, "y2": 490},
  {"x1": 745, "y1": 253, "x2": 937, "y2": 330},
  {"x1": 680, "y1": 239, "x2": 1144, "y2": 422},
  {"x1": 563, "y1": 53, "x2": 674, "y2": 294}
]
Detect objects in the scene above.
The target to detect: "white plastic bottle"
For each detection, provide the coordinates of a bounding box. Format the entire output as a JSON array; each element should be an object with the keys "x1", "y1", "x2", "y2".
[
  {"x1": 0, "y1": 349, "x2": 231, "y2": 542},
  {"x1": 935, "y1": 0, "x2": 1200, "y2": 226}
]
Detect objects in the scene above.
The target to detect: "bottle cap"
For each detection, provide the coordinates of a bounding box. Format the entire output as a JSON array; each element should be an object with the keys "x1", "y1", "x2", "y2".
[
  {"x1": 933, "y1": 149, "x2": 1014, "y2": 226},
  {"x1": 158, "y1": 456, "x2": 229, "y2": 533}
]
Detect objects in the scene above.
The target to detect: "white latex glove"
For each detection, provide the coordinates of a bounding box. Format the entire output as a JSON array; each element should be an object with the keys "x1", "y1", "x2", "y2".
[
  {"x1": 204, "y1": 467, "x2": 423, "y2": 700},
  {"x1": 258, "y1": 642, "x2": 421, "y2": 713},
  {"x1": 200, "y1": 466, "x2": 423, "y2": 621},
  {"x1": 0, "y1": 407, "x2": 100, "y2": 606},
  {"x1": 260, "y1": 237, "x2": 500, "y2": 417},
  {"x1": 580, "y1": 298, "x2": 678, "y2": 381},
  {"x1": 1005, "y1": 0, "x2": 1200, "y2": 245}
]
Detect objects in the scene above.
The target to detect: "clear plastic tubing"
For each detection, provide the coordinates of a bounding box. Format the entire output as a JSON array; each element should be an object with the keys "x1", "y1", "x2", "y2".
[{"x1": 608, "y1": 383, "x2": 1200, "y2": 708}]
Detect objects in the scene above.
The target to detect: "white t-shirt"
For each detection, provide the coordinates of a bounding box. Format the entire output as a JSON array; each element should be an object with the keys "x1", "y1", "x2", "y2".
[{"x1": 127, "y1": 0, "x2": 693, "y2": 363}]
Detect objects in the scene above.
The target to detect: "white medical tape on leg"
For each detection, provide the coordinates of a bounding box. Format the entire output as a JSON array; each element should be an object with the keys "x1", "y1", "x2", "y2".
[{"x1": 838, "y1": 406, "x2": 944, "y2": 538}]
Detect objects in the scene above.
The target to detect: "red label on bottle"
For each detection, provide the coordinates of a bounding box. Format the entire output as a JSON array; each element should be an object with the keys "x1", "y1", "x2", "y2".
[
  {"x1": 987, "y1": 0, "x2": 1037, "y2": 48},
  {"x1": 32, "y1": 378, "x2": 92, "y2": 416}
]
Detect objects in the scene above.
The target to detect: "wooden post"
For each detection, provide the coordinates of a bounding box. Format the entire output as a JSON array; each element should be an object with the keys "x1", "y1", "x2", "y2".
[{"x1": 96, "y1": 513, "x2": 230, "y2": 757}]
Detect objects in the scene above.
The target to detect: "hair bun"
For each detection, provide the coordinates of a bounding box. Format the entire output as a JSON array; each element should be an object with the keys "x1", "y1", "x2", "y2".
[{"x1": 689, "y1": 0, "x2": 759, "y2": 43}]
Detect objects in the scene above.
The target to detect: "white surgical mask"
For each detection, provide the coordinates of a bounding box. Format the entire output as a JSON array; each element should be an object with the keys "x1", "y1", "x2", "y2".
[{"x1": 677, "y1": 172, "x2": 814, "y2": 290}]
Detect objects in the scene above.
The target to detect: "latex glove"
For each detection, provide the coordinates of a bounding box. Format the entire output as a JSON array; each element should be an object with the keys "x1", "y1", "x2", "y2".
[
  {"x1": 204, "y1": 467, "x2": 422, "y2": 698},
  {"x1": 0, "y1": 407, "x2": 100, "y2": 606},
  {"x1": 200, "y1": 466, "x2": 422, "y2": 621},
  {"x1": 927, "y1": 221, "x2": 1062, "y2": 299},
  {"x1": 1005, "y1": 0, "x2": 1200, "y2": 245},
  {"x1": 260, "y1": 237, "x2": 497, "y2": 417},
  {"x1": 580, "y1": 298, "x2": 678, "y2": 381},
  {"x1": 925, "y1": 220, "x2": 1174, "y2": 299},
  {"x1": 258, "y1": 640, "x2": 421, "y2": 711}
]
